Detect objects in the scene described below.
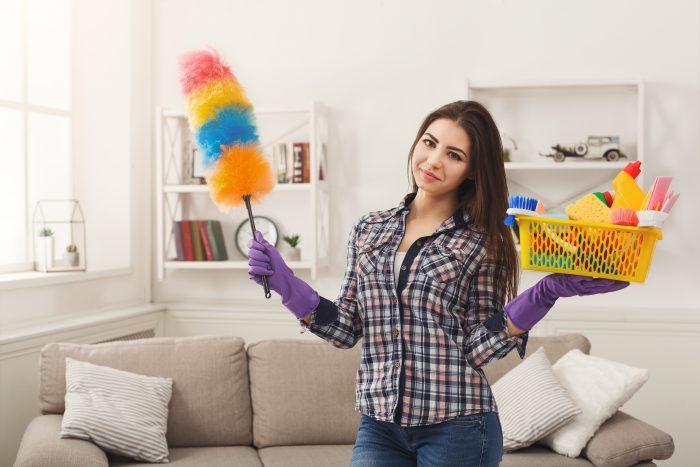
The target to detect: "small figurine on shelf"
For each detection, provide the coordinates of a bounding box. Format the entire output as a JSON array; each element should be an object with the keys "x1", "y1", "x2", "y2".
[
  {"x1": 282, "y1": 234, "x2": 301, "y2": 262},
  {"x1": 540, "y1": 135, "x2": 626, "y2": 162},
  {"x1": 64, "y1": 243, "x2": 79, "y2": 267}
]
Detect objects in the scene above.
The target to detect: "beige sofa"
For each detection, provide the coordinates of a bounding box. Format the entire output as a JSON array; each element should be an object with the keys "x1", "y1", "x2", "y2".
[{"x1": 14, "y1": 334, "x2": 674, "y2": 467}]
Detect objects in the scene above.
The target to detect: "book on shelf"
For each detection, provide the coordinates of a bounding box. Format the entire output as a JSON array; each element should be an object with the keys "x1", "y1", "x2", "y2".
[
  {"x1": 268, "y1": 142, "x2": 312, "y2": 184},
  {"x1": 179, "y1": 221, "x2": 194, "y2": 261},
  {"x1": 318, "y1": 142, "x2": 327, "y2": 181},
  {"x1": 191, "y1": 222, "x2": 204, "y2": 260},
  {"x1": 292, "y1": 143, "x2": 303, "y2": 183},
  {"x1": 301, "y1": 142, "x2": 310, "y2": 183},
  {"x1": 198, "y1": 220, "x2": 214, "y2": 261},
  {"x1": 171, "y1": 220, "x2": 228, "y2": 261}
]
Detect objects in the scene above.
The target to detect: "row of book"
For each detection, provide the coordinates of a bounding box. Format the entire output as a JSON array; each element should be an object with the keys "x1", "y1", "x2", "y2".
[
  {"x1": 266, "y1": 142, "x2": 325, "y2": 184},
  {"x1": 171, "y1": 220, "x2": 228, "y2": 261}
]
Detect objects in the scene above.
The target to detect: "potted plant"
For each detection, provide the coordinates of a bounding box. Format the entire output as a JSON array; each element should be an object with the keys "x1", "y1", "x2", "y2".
[
  {"x1": 36, "y1": 228, "x2": 54, "y2": 271},
  {"x1": 64, "y1": 243, "x2": 79, "y2": 267},
  {"x1": 282, "y1": 234, "x2": 301, "y2": 262}
]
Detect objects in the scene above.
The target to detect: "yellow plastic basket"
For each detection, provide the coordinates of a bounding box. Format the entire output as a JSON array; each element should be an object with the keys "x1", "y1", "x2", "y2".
[{"x1": 516, "y1": 215, "x2": 663, "y2": 283}]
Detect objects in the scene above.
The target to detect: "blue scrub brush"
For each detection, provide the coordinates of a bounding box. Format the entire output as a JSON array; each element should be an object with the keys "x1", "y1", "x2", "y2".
[{"x1": 504, "y1": 195, "x2": 538, "y2": 226}]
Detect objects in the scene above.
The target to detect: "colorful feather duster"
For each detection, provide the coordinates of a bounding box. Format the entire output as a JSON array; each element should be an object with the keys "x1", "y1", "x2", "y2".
[{"x1": 179, "y1": 48, "x2": 275, "y2": 297}]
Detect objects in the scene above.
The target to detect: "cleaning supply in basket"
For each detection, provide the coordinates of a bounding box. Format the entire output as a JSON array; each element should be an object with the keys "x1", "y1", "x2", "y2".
[
  {"x1": 504, "y1": 195, "x2": 538, "y2": 226},
  {"x1": 610, "y1": 161, "x2": 645, "y2": 210},
  {"x1": 565, "y1": 193, "x2": 612, "y2": 224},
  {"x1": 643, "y1": 176, "x2": 673, "y2": 211},
  {"x1": 611, "y1": 208, "x2": 639, "y2": 226},
  {"x1": 636, "y1": 210, "x2": 669, "y2": 228},
  {"x1": 661, "y1": 191, "x2": 679, "y2": 213},
  {"x1": 593, "y1": 191, "x2": 613, "y2": 207}
]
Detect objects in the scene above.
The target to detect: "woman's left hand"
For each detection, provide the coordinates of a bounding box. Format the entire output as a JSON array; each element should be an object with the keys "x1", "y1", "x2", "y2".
[{"x1": 503, "y1": 274, "x2": 629, "y2": 332}]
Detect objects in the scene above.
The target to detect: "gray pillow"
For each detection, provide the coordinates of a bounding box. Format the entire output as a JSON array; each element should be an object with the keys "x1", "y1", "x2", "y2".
[
  {"x1": 60, "y1": 358, "x2": 173, "y2": 463},
  {"x1": 491, "y1": 347, "x2": 581, "y2": 452}
]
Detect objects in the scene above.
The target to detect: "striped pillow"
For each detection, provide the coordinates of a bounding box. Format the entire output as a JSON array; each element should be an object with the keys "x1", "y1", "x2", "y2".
[
  {"x1": 60, "y1": 358, "x2": 173, "y2": 462},
  {"x1": 491, "y1": 346, "x2": 581, "y2": 452}
]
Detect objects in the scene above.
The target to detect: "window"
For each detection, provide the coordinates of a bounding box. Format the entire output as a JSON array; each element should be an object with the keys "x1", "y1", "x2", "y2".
[{"x1": 0, "y1": 0, "x2": 71, "y2": 273}]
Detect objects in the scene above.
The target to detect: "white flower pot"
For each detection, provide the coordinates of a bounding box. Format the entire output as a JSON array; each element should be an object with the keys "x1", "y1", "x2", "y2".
[
  {"x1": 285, "y1": 247, "x2": 301, "y2": 262},
  {"x1": 36, "y1": 237, "x2": 54, "y2": 271},
  {"x1": 64, "y1": 251, "x2": 80, "y2": 267}
]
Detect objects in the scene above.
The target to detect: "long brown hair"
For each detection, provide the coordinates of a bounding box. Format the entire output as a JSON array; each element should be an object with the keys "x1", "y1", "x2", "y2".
[{"x1": 407, "y1": 101, "x2": 519, "y2": 301}]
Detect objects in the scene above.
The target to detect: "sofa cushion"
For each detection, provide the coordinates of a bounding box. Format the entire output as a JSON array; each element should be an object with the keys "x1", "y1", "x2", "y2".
[
  {"x1": 501, "y1": 445, "x2": 594, "y2": 466},
  {"x1": 540, "y1": 349, "x2": 649, "y2": 458},
  {"x1": 14, "y1": 415, "x2": 108, "y2": 467},
  {"x1": 482, "y1": 333, "x2": 591, "y2": 384},
  {"x1": 492, "y1": 347, "x2": 581, "y2": 452},
  {"x1": 40, "y1": 336, "x2": 252, "y2": 447},
  {"x1": 583, "y1": 411, "x2": 674, "y2": 467},
  {"x1": 248, "y1": 339, "x2": 361, "y2": 448},
  {"x1": 109, "y1": 446, "x2": 263, "y2": 466},
  {"x1": 61, "y1": 358, "x2": 173, "y2": 462},
  {"x1": 257, "y1": 445, "x2": 354, "y2": 467}
]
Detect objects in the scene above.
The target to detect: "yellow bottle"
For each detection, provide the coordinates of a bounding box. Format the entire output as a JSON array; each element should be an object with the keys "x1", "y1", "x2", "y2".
[{"x1": 610, "y1": 161, "x2": 645, "y2": 210}]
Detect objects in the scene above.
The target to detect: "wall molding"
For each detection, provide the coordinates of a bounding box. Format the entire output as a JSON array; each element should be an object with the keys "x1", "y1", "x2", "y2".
[
  {"x1": 0, "y1": 304, "x2": 166, "y2": 360},
  {"x1": 532, "y1": 306, "x2": 700, "y2": 338}
]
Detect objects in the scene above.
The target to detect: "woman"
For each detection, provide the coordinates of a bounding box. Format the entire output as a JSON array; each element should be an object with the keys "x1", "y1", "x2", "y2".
[{"x1": 247, "y1": 101, "x2": 628, "y2": 466}]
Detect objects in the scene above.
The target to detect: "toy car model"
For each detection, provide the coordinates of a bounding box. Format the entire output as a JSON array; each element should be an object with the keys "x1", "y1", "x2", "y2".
[{"x1": 541, "y1": 136, "x2": 626, "y2": 162}]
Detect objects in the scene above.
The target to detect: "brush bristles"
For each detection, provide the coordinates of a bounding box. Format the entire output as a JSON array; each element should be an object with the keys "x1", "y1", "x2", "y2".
[
  {"x1": 508, "y1": 195, "x2": 538, "y2": 211},
  {"x1": 504, "y1": 195, "x2": 539, "y2": 226},
  {"x1": 206, "y1": 145, "x2": 275, "y2": 212},
  {"x1": 611, "y1": 208, "x2": 639, "y2": 226}
]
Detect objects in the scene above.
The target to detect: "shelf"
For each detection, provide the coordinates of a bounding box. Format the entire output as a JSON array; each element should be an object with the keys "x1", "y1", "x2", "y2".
[
  {"x1": 162, "y1": 107, "x2": 311, "y2": 119},
  {"x1": 505, "y1": 161, "x2": 630, "y2": 170},
  {"x1": 467, "y1": 78, "x2": 645, "y2": 212},
  {"x1": 468, "y1": 78, "x2": 641, "y2": 90},
  {"x1": 163, "y1": 182, "x2": 327, "y2": 193},
  {"x1": 156, "y1": 102, "x2": 330, "y2": 281},
  {"x1": 164, "y1": 260, "x2": 312, "y2": 270}
]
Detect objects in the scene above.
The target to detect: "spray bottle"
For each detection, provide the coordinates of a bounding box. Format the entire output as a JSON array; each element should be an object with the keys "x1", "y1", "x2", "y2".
[{"x1": 610, "y1": 161, "x2": 645, "y2": 210}]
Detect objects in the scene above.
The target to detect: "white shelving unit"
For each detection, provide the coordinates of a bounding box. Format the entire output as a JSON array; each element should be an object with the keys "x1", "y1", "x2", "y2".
[
  {"x1": 466, "y1": 78, "x2": 645, "y2": 210},
  {"x1": 155, "y1": 102, "x2": 330, "y2": 281}
]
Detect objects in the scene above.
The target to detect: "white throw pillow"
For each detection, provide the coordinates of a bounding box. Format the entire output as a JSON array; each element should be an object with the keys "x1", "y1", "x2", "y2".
[
  {"x1": 60, "y1": 358, "x2": 173, "y2": 463},
  {"x1": 491, "y1": 346, "x2": 581, "y2": 452},
  {"x1": 539, "y1": 349, "x2": 649, "y2": 458}
]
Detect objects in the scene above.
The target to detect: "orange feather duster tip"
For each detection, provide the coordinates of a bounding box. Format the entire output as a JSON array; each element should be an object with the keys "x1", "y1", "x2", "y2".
[{"x1": 207, "y1": 145, "x2": 276, "y2": 210}]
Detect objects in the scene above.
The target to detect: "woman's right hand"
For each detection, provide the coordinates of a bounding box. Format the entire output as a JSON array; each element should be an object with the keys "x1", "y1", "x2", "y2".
[
  {"x1": 247, "y1": 230, "x2": 320, "y2": 320},
  {"x1": 246, "y1": 231, "x2": 293, "y2": 291}
]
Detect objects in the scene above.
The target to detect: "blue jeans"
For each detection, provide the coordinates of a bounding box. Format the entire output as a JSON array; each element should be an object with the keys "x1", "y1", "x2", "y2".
[{"x1": 350, "y1": 412, "x2": 503, "y2": 467}]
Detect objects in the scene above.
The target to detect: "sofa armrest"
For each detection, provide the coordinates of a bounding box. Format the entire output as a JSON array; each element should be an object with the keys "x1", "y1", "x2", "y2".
[
  {"x1": 582, "y1": 411, "x2": 674, "y2": 467},
  {"x1": 14, "y1": 415, "x2": 108, "y2": 467}
]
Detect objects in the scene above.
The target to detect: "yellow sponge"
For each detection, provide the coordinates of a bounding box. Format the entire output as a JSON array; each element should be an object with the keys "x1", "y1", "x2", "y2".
[{"x1": 566, "y1": 193, "x2": 612, "y2": 224}]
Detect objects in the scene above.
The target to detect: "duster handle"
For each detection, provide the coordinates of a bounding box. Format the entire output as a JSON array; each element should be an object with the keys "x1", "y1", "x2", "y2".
[{"x1": 243, "y1": 195, "x2": 272, "y2": 298}]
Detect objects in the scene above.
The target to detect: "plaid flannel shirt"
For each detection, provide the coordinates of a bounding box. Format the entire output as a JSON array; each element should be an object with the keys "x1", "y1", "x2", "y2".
[{"x1": 302, "y1": 192, "x2": 528, "y2": 427}]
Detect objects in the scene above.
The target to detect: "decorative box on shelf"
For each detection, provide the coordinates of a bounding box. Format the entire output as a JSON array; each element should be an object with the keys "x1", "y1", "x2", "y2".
[{"x1": 32, "y1": 199, "x2": 87, "y2": 272}]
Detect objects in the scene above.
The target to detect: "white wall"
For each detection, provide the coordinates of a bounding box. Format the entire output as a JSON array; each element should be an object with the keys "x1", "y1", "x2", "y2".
[
  {"x1": 0, "y1": 0, "x2": 151, "y2": 329},
  {"x1": 152, "y1": 0, "x2": 698, "y2": 307}
]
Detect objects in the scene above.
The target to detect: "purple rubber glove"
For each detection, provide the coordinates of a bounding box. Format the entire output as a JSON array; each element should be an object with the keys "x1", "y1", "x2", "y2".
[
  {"x1": 247, "y1": 230, "x2": 320, "y2": 320},
  {"x1": 504, "y1": 274, "x2": 629, "y2": 331}
]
